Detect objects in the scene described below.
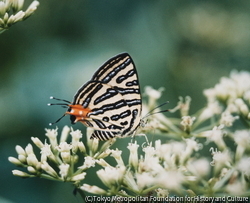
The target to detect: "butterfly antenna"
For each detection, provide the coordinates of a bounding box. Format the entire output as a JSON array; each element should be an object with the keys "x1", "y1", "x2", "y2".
[
  {"x1": 49, "y1": 114, "x2": 66, "y2": 126},
  {"x1": 47, "y1": 96, "x2": 71, "y2": 107},
  {"x1": 144, "y1": 109, "x2": 169, "y2": 118},
  {"x1": 48, "y1": 96, "x2": 71, "y2": 125},
  {"x1": 47, "y1": 103, "x2": 69, "y2": 107},
  {"x1": 50, "y1": 96, "x2": 71, "y2": 103},
  {"x1": 144, "y1": 101, "x2": 169, "y2": 118}
]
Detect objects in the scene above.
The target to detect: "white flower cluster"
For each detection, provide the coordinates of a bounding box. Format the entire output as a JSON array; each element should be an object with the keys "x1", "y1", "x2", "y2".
[
  {"x1": 203, "y1": 70, "x2": 250, "y2": 124},
  {"x1": 9, "y1": 125, "x2": 250, "y2": 197},
  {"x1": 9, "y1": 71, "x2": 250, "y2": 199},
  {"x1": 81, "y1": 138, "x2": 203, "y2": 196},
  {"x1": 8, "y1": 126, "x2": 115, "y2": 184},
  {"x1": 0, "y1": 0, "x2": 39, "y2": 33}
]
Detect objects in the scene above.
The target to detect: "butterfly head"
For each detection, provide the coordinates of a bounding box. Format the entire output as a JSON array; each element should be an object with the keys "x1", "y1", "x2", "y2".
[
  {"x1": 66, "y1": 104, "x2": 91, "y2": 124},
  {"x1": 48, "y1": 96, "x2": 91, "y2": 125}
]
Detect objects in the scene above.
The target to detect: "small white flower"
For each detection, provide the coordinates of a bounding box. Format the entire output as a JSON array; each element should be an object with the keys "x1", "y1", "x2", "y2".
[
  {"x1": 214, "y1": 77, "x2": 235, "y2": 100},
  {"x1": 56, "y1": 142, "x2": 72, "y2": 163},
  {"x1": 71, "y1": 172, "x2": 86, "y2": 181},
  {"x1": 204, "y1": 70, "x2": 250, "y2": 107},
  {"x1": 41, "y1": 162, "x2": 58, "y2": 178},
  {"x1": 203, "y1": 88, "x2": 216, "y2": 102},
  {"x1": 155, "y1": 141, "x2": 171, "y2": 161},
  {"x1": 59, "y1": 125, "x2": 70, "y2": 143},
  {"x1": 31, "y1": 137, "x2": 44, "y2": 149},
  {"x1": 77, "y1": 141, "x2": 86, "y2": 153},
  {"x1": 237, "y1": 157, "x2": 250, "y2": 177},
  {"x1": 3, "y1": 12, "x2": 8, "y2": 22},
  {"x1": 15, "y1": 145, "x2": 26, "y2": 156},
  {"x1": 70, "y1": 129, "x2": 83, "y2": 153},
  {"x1": 25, "y1": 143, "x2": 34, "y2": 155},
  {"x1": 226, "y1": 103, "x2": 238, "y2": 114},
  {"x1": 95, "y1": 158, "x2": 111, "y2": 168},
  {"x1": 23, "y1": 0, "x2": 39, "y2": 18},
  {"x1": 155, "y1": 188, "x2": 169, "y2": 197},
  {"x1": 8, "y1": 157, "x2": 23, "y2": 166},
  {"x1": 244, "y1": 90, "x2": 250, "y2": 103},
  {"x1": 27, "y1": 166, "x2": 36, "y2": 174},
  {"x1": 45, "y1": 128, "x2": 58, "y2": 148},
  {"x1": 59, "y1": 163, "x2": 70, "y2": 179},
  {"x1": 143, "y1": 145, "x2": 156, "y2": 161},
  {"x1": 154, "y1": 140, "x2": 162, "y2": 151},
  {"x1": 235, "y1": 98, "x2": 249, "y2": 116},
  {"x1": 180, "y1": 116, "x2": 196, "y2": 132},
  {"x1": 12, "y1": 0, "x2": 24, "y2": 11},
  {"x1": 45, "y1": 127, "x2": 58, "y2": 137},
  {"x1": 127, "y1": 141, "x2": 139, "y2": 169},
  {"x1": 86, "y1": 128, "x2": 99, "y2": 154},
  {"x1": 230, "y1": 70, "x2": 250, "y2": 97},
  {"x1": 40, "y1": 143, "x2": 52, "y2": 157},
  {"x1": 70, "y1": 129, "x2": 82, "y2": 142},
  {"x1": 198, "y1": 101, "x2": 223, "y2": 122},
  {"x1": 80, "y1": 184, "x2": 106, "y2": 195},
  {"x1": 210, "y1": 148, "x2": 231, "y2": 175},
  {"x1": 181, "y1": 139, "x2": 201, "y2": 164},
  {"x1": 220, "y1": 111, "x2": 239, "y2": 127},
  {"x1": 40, "y1": 142, "x2": 57, "y2": 163},
  {"x1": 136, "y1": 172, "x2": 155, "y2": 190},
  {"x1": 235, "y1": 98, "x2": 244, "y2": 106},
  {"x1": 88, "y1": 137, "x2": 99, "y2": 154},
  {"x1": 98, "y1": 138, "x2": 116, "y2": 153},
  {"x1": 234, "y1": 130, "x2": 250, "y2": 161},
  {"x1": 0, "y1": 2, "x2": 6, "y2": 16},
  {"x1": 170, "y1": 142, "x2": 185, "y2": 158},
  {"x1": 26, "y1": 154, "x2": 40, "y2": 168},
  {"x1": 144, "y1": 86, "x2": 163, "y2": 100},
  {"x1": 170, "y1": 96, "x2": 192, "y2": 116},
  {"x1": 110, "y1": 148, "x2": 124, "y2": 166},
  {"x1": 219, "y1": 167, "x2": 229, "y2": 178},
  {"x1": 6, "y1": 13, "x2": 14, "y2": 24},
  {"x1": 234, "y1": 130, "x2": 250, "y2": 149},
  {"x1": 56, "y1": 142, "x2": 72, "y2": 152},
  {"x1": 13, "y1": 10, "x2": 25, "y2": 23},
  {"x1": 96, "y1": 148, "x2": 111, "y2": 159},
  {"x1": 187, "y1": 158, "x2": 210, "y2": 178},
  {"x1": 61, "y1": 152, "x2": 71, "y2": 163},
  {"x1": 12, "y1": 170, "x2": 31, "y2": 177},
  {"x1": 144, "y1": 86, "x2": 164, "y2": 109},
  {"x1": 138, "y1": 155, "x2": 162, "y2": 174},
  {"x1": 97, "y1": 166, "x2": 126, "y2": 188},
  {"x1": 156, "y1": 171, "x2": 184, "y2": 191},
  {"x1": 82, "y1": 156, "x2": 95, "y2": 168},
  {"x1": 140, "y1": 143, "x2": 164, "y2": 173},
  {"x1": 159, "y1": 142, "x2": 185, "y2": 170},
  {"x1": 226, "y1": 180, "x2": 246, "y2": 195},
  {"x1": 18, "y1": 154, "x2": 26, "y2": 163},
  {"x1": 185, "y1": 138, "x2": 201, "y2": 152},
  {"x1": 123, "y1": 171, "x2": 139, "y2": 192},
  {"x1": 202, "y1": 125, "x2": 226, "y2": 151},
  {"x1": 117, "y1": 190, "x2": 128, "y2": 195}
]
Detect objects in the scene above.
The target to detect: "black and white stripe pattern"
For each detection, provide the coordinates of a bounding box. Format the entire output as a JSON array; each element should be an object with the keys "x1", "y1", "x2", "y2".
[{"x1": 69, "y1": 53, "x2": 142, "y2": 140}]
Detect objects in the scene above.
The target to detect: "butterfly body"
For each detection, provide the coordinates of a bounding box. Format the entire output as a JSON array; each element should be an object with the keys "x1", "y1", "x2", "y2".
[{"x1": 63, "y1": 53, "x2": 142, "y2": 140}]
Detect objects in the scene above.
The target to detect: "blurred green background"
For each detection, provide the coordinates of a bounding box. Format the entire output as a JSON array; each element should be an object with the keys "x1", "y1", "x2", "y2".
[{"x1": 1, "y1": 0, "x2": 250, "y2": 202}]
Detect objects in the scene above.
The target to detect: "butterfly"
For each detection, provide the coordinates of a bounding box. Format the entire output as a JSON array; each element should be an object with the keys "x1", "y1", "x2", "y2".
[{"x1": 49, "y1": 53, "x2": 142, "y2": 141}]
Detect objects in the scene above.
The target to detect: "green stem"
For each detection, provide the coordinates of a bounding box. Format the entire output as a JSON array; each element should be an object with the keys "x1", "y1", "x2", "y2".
[{"x1": 40, "y1": 174, "x2": 62, "y2": 181}]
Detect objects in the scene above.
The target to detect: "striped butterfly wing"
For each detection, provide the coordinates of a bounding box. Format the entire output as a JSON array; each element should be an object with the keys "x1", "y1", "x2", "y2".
[{"x1": 70, "y1": 53, "x2": 142, "y2": 140}]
